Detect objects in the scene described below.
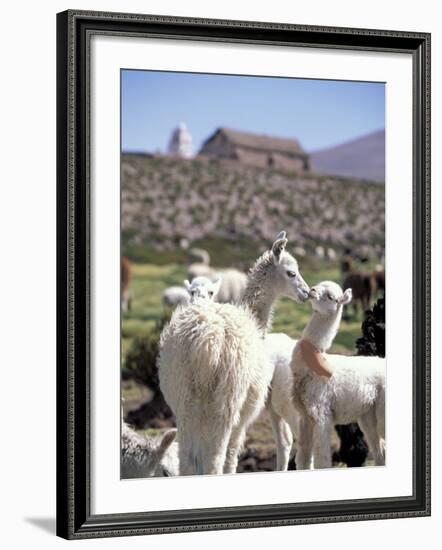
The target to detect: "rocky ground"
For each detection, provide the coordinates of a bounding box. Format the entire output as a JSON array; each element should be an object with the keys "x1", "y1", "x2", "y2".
[{"x1": 122, "y1": 154, "x2": 385, "y2": 263}]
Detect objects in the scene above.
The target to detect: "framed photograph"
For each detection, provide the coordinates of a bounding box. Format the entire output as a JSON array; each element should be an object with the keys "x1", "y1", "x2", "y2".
[{"x1": 56, "y1": 10, "x2": 431, "y2": 539}]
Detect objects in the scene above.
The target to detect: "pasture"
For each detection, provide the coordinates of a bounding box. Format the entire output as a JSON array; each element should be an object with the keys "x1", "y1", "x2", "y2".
[
  {"x1": 121, "y1": 260, "x2": 363, "y2": 365},
  {"x1": 121, "y1": 260, "x2": 372, "y2": 471}
]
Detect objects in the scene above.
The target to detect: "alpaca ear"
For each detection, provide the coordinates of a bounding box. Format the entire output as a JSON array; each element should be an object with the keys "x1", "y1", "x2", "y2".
[
  {"x1": 339, "y1": 288, "x2": 353, "y2": 305},
  {"x1": 157, "y1": 429, "x2": 177, "y2": 457},
  {"x1": 212, "y1": 276, "x2": 222, "y2": 296},
  {"x1": 271, "y1": 231, "x2": 288, "y2": 263},
  {"x1": 184, "y1": 279, "x2": 191, "y2": 291}
]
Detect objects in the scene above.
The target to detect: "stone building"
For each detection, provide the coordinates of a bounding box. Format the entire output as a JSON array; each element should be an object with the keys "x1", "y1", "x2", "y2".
[
  {"x1": 198, "y1": 127, "x2": 310, "y2": 172},
  {"x1": 168, "y1": 122, "x2": 193, "y2": 158}
]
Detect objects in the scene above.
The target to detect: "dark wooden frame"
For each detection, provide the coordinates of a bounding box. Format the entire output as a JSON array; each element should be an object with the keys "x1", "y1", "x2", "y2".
[{"x1": 56, "y1": 9, "x2": 431, "y2": 540}]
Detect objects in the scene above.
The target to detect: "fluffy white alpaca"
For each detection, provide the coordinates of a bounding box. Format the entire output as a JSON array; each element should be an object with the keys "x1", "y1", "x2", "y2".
[
  {"x1": 187, "y1": 266, "x2": 247, "y2": 304},
  {"x1": 214, "y1": 269, "x2": 248, "y2": 304},
  {"x1": 163, "y1": 277, "x2": 221, "y2": 309},
  {"x1": 184, "y1": 277, "x2": 299, "y2": 470},
  {"x1": 158, "y1": 232, "x2": 309, "y2": 475},
  {"x1": 163, "y1": 286, "x2": 190, "y2": 308},
  {"x1": 291, "y1": 281, "x2": 386, "y2": 469},
  {"x1": 121, "y1": 421, "x2": 179, "y2": 478},
  {"x1": 184, "y1": 276, "x2": 222, "y2": 303},
  {"x1": 187, "y1": 262, "x2": 214, "y2": 281},
  {"x1": 188, "y1": 247, "x2": 210, "y2": 266}
]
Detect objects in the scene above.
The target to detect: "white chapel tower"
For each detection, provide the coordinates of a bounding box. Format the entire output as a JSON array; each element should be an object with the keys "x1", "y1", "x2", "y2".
[{"x1": 167, "y1": 122, "x2": 193, "y2": 158}]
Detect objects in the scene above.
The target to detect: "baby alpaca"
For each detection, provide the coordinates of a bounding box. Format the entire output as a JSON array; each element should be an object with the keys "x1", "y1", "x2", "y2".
[
  {"x1": 163, "y1": 277, "x2": 221, "y2": 309},
  {"x1": 291, "y1": 281, "x2": 386, "y2": 469},
  {"x1": 184, "y1": 276, "x2": 222, "y2": 303},
  {"x1": 121, "y1": 421, "x2": 178, "y2": 478}
]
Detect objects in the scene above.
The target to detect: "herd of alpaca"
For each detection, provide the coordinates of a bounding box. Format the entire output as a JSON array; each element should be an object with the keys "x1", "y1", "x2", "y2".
[
  {"x1": 163, "y1": 276, "x2": 223, "y2": 308},
  {"x1": 124, "y1": 232, "x2": 386, "y2": 478},
  {"x1": 163, "y1": 248, "x2": 248, "y2": 308},
  {"x1": 158, "y1": 232, "x2": 310, "y2": 475}
]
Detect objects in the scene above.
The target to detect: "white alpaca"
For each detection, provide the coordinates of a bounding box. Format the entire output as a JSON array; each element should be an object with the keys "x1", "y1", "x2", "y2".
[
  {"x1": 158, "y1": 232, "x2": 309, "y2": 476},
  {"x1": 188, "y1": 247, "x2": 210, "y2": 266},
  {"x1": 163, "y1": 277, "x2": 221, "y2": 309},
  {"x1": 291, "y1": 281, "x2": 386, "y2": 470},
  {"x1": 144, "y1": 330, "x2": 301, "y2": 475},
  {"x1": 214, "y1": 269, "x2": 248, "y2": 304},
  {"x1": 121, "y1": 421, "x2": 178, "y2": 478},
  {"x1": 163, "y1": 286, "x2": 190, "y2": 308},
  {"x1": 184, "y1": 276, "x2": 222, "y2": 303},
  {"x1": 187, "y1": 262, "x2": 214, "y2": 281},
  {"x1": 314, "y1": 245, "x2": 325, "y2": 259},
  {"x1": 187, "y1": 265, "x2": 247, "y2": 304},
  {"x1": 326, "y1": 247, "x2": 337, "y2": 261}
]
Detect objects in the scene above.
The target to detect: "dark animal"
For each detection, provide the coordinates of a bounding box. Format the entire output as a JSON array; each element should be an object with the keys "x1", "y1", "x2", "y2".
[
  {"x1": 372, "y1": 265, "x2": 385, "y2": 297},
  {"x1": 341, "y1": 257, "x2": 375, "y2": 317},
  {"x1": 333, "y1": 424, "x2": 368, "y2": 467},
  {"x1": 121, "y1": 256, "x2": 132, "y2": 312}
]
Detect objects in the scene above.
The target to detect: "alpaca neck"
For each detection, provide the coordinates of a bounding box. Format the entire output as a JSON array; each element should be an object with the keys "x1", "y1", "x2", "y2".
[
  {"x1": 302, "y1": 307, "x2": 343, "y2": 352},
  {"x1": 241, "y1": 252, "x2": 278, "y2": 336},
  {"x1": 245, "y1": 286, "x2": 277, "y2": 336}
]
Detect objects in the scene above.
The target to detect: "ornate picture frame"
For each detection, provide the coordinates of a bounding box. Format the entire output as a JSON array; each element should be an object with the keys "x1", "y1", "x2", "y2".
[{"x1": 56, "y1": 10, "x2": 430, "y2": 539}]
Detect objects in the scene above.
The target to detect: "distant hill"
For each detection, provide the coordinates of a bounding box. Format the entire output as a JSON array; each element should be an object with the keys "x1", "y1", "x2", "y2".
[
  {"x1": 121, "y1": 155, "x2": 385, "y2": 263},
  {"x1": 310, "y1": 130, "x2": 385, "y2": 183}
]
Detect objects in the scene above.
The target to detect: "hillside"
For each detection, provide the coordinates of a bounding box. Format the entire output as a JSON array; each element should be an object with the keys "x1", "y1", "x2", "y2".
[
  {"x1": 122, "y1": 154, "x2": 384, "y2": 263},
  {"x1": 310, "y1": 130, "x2": 385, "y2": 183}
]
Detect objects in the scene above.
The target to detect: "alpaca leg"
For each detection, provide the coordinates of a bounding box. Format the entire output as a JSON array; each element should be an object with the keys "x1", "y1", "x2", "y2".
[
  {"x1": 376, "y1": 390, "x2": 386, "y2": 440},
  {"x1": 224, "y1": 388, "x2": 266, "y2": 474},
  {"x1": 178, "y1": 414, "x2": 206, "y2": 475},
  {"x1": 177, "y1": 425, "x2": 196, "y2": 476},
  {"x1": 269, "y1": 408, "x2": 293, "y2": 471},
  {"x1": 358, "y1": 410, "x2": 385, "y2": 466},
  {"x1": 224, "y1": 423, "x2": 248, "y2": 474},
  {"x1": 200, "y1": 424, "x2": 233, "y2": 475},
  {"x1": 312, "y1": 419, "x2": 333, "y2": 469},
  {"x1": 295, "y1": 415, "x2": 314, "y2": 470}
]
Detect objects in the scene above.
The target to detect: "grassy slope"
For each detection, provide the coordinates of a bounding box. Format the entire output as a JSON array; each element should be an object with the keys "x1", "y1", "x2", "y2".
[
  {"x1": 122, "y1": 155, "x2": 385, "y2": 265},
  {"x1": 121, "y1": 262, "x2": 369, "y2": 470}
]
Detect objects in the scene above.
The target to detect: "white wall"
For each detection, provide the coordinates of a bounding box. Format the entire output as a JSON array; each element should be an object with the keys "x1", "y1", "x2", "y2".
[{"x1": 0, "y1": 0, "x2": 440, "y2": 547}]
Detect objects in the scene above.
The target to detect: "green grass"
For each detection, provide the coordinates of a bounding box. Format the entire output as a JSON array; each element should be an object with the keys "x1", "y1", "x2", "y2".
[{"x1": 122, "y1": 261, "x2": 363, "y2": 363}]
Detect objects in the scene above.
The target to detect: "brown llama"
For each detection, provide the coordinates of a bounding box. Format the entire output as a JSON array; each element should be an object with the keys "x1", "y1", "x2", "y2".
[
  {"x1": 121, "y1": 256, "x2": 132, "y2": 313},
  {"x1": 372, "y1": 265, "x2": 385, "y2": 297},
  {"x1": 341, "y1": 257, "x2": 375, "y2": 317}
]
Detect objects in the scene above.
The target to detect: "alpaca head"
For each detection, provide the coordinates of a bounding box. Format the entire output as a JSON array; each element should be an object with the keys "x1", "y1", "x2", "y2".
[
  {"x1": 184, "y1": 276, "x2": 222, "y2": 303},
  {"x1": 308, "y1": 281, "x2": 352, "y2": 315},
  {"x1": 270, "y1": 231, "x2": 310, "y2": 304}
]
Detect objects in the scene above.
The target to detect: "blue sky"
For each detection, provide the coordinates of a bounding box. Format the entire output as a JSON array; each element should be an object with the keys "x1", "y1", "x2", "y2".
[{"x1": 121, "y1": 70, "x2": 385, "y2": 154}]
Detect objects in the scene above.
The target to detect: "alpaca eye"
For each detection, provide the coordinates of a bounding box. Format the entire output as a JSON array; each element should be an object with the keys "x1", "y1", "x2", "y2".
[
  {"x1": 327, "y1": 293, "x2": 334, "y2": 300},
  {"x1": 286, "y1": 270, "x2": 297, "y2": 278},
  {"x1": 209, "y1": 291, "x2": 214, "y2": 297}
]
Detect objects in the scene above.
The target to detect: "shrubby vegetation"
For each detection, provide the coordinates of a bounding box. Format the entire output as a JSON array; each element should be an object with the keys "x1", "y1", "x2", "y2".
[{"x1": 122, "y1": 155, "x2": 385, "y2": 265}]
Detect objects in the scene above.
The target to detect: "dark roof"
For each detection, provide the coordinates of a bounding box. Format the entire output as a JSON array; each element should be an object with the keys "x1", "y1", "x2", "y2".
[{"x1": 216, "y1": 127, "x2": 307, "y2": 156}]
